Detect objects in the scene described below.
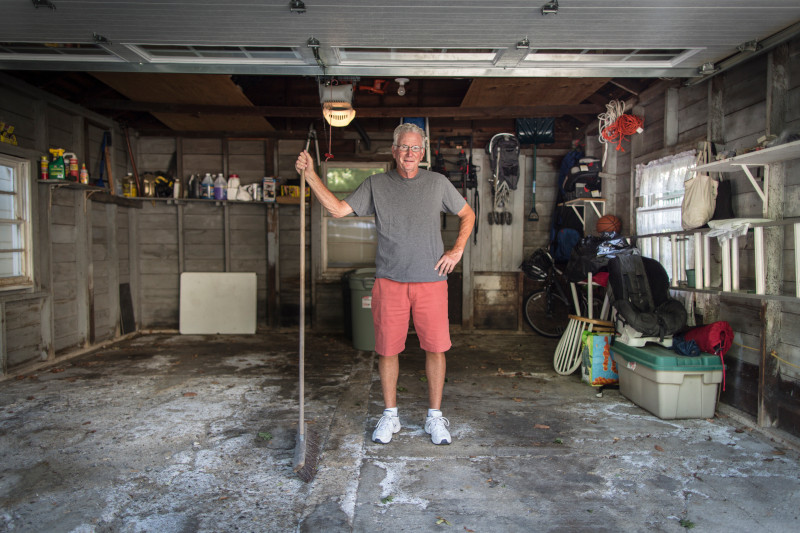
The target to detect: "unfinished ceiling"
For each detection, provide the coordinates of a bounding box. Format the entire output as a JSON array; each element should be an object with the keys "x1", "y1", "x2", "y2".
[{"x1": 1, "y1": 1, "x2": 800, "y2": 146}]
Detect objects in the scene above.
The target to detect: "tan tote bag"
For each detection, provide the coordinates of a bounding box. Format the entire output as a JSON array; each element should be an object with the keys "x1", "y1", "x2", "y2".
[
  {"x1": 681, "y1": 142, "x2": 718, "y2": 230},
  {"x1": 681, "y1": 173, "x2": 718, "y2": 230}
]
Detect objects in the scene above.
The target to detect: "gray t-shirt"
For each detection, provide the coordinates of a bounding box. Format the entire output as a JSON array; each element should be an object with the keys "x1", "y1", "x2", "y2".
[{"x1": 344, "y1": 169, "x2": 467, "y2": 282}]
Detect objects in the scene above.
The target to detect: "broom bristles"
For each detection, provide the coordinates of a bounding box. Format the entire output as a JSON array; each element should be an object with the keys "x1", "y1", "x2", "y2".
[{"x1": 293, "y1": 425, "x2": 321, "y2": 483}]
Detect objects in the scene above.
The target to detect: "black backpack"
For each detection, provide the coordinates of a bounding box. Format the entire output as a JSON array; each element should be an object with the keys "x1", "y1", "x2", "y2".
[
  {"x1": 486, "y1": 133, "x2": 521, "y2": 190},
  {"x1": 608, "y1": 255, "x2": 686, "y2": 340}
]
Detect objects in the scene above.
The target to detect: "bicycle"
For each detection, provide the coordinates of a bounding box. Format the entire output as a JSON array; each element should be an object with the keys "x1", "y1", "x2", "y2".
[{"x1": 520, "y1": 248, "x2": 604, "y2": 338}]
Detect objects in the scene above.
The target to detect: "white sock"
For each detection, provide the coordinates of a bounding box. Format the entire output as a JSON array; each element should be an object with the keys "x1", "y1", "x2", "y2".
[
  {"x1": 428, "y1": 409, "x2": 442, "y2": 418},
  {"x1": 384, "y1": 407, "x2": 398, "y2": 417}
]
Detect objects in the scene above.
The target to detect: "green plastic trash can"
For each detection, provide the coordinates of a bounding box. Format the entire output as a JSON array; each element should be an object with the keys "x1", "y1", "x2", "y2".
[{"x1": 349, "y1": 268, "x2": 376, "y2": 351}]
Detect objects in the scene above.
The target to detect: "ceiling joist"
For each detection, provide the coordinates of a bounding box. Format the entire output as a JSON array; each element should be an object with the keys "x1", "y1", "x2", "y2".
[{"x1": 86, "y1": 99, "x2": 603, "y2": 119}]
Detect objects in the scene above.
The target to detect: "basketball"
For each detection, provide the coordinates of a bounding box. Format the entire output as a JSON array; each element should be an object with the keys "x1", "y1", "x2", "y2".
[{"x1": 596, "y1": 214, "x2": 622, "y2": 234}]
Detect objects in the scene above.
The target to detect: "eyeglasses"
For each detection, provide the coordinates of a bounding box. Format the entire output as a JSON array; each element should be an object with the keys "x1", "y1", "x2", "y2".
[{"x1": 394, "y1": 144, "x2": 423, "y2": 153}]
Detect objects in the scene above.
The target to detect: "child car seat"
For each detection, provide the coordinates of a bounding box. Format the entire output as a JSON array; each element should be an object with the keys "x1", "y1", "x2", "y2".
[{"x1": 607, "y1": 254, "x2": 687, "y2": 347}]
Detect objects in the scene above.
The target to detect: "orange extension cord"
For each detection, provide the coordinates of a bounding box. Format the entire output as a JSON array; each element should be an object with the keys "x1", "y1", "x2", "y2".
[{"x1": 600, "y1": 113, "x2": 644, "y2": 153}]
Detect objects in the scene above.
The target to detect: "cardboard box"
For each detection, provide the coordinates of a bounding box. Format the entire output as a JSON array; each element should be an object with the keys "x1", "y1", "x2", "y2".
[
  {"x1": 612, "y1": 341, "x2": 723, "y2": 419},
  {"x1": 581, "y1": 331, "x2": 618, "y2": 387}
]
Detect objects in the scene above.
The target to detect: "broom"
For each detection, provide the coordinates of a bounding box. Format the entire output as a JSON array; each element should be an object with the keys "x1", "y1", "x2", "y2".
[{"x1": 293, "y1": 140, "x2": 321, "y2": 482}]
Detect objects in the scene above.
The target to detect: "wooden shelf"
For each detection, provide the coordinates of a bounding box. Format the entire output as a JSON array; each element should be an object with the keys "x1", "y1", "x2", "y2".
[
  {"x1": 694, "y1": 139, "x2": 800, "y2": 216},
  {"x1": 695, "y1": 139, "x2": 800, "y2": 172}
]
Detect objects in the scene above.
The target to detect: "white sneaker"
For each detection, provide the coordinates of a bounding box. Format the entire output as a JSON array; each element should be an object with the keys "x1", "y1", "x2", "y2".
[
  {"x1": 372, "y1": 410, "x2": 401, "y2": 444},
  {"x1": 424, "y1": 412, "x2": 452, "y2": 445}
]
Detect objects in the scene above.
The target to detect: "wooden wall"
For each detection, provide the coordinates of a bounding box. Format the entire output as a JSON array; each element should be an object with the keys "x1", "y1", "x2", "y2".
[
  {"x1": 0, "y1": 72, "x2": 127, "y2": 374},
  {"x1": 620, "y1": 39, "x2": 800, "y2": 437}
]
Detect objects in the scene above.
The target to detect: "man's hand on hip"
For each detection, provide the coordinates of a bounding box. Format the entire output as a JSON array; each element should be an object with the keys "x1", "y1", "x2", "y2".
[{"x1": 435, "y1": 248, "x2": 463, "y2": 276}]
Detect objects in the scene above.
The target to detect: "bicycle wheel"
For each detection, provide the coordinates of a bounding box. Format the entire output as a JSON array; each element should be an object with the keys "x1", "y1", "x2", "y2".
[{"x1": 524, "y1": 288, "x2": 571, "y2": 338}]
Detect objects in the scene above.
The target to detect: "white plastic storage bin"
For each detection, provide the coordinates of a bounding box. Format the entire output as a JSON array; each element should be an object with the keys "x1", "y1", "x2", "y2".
[{"x1": 612, "y1": 341, "x2": 723, "y2": 420}]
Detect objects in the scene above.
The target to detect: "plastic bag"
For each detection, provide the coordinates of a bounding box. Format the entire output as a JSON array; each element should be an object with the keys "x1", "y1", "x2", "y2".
[
  {"x1": 681, "y1": 174, "x2": 718, "y2": 230},
  {"x1": 566, "y1": 233, "x2": 639, "y2": 282}
]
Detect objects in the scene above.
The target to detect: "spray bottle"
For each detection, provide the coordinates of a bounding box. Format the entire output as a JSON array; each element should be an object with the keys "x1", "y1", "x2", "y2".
[
  {"x1": 48, "y1": 149, "x2": 66, "y2": 180},
  {"x1": 64, "y1": 152, "x2": 79, "y2": 181}
]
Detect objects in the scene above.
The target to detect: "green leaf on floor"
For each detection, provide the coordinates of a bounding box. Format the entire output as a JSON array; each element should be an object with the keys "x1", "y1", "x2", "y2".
[
  {"x1": 258, "y1": 432, "x2": 273, "y2": 441},
  {"x1": 435, "y1": 516, "x2": 451, "y2": 525},
  {"x1": 554, "y1": 438, "x2": 563, "y2": 444},
  {"x1": 397, "y1": 386, "x2": 407, "y2": 392},
  {"x1": 380, "y1": 495, "x2": 393, "y2": 504},
  {"x1": 680, "y1": 519, "x2": 695, "y2": 529},
  {"x1": 419, "y1": 376, "x2": 428, "y2": 382}
]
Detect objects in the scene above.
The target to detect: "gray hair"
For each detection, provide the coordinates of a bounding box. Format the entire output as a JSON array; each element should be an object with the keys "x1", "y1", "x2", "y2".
[{"x1": 393, "y1": 122, "x2": 427, "y2": 146}]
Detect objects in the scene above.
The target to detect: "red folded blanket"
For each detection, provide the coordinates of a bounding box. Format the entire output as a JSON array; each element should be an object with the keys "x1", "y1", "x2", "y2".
[{"x1": 683, "y1": 321, "x2": 733, "y2": 356}]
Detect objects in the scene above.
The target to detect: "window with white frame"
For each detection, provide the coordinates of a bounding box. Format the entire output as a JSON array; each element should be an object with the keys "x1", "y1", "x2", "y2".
[
  {"x1": 635, "y1": 149, "x2": 696, "y2": 277},
  {"x1": 320, "y1": 162, "x2": 388, "y2": 274},
  {"x1": 0, "y1": 153, "x2": 33, "y2": 289}
]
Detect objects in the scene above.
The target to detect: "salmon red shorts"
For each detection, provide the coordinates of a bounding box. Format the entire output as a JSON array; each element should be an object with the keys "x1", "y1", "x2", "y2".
[{"x1": 371, "y1": 278, "x2": 451, "y2": 357}]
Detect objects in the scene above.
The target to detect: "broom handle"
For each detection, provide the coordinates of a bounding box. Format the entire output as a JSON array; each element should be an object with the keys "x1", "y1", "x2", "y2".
[{"x1": 299, "y1": 166, "x2": 306, "y2": 438}]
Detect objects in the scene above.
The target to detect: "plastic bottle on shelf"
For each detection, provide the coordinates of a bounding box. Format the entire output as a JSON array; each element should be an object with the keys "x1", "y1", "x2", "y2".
[
  {"x1": 79, "y1": 164, "x2": 89, "y2": 185},
  {"x1": 201, "y1": 173, "x2": 214, "y2": 199},
  {"x1": 63, "y1": 152, "x2": 79, "y2": 181},
  {"x1": 214, "y1": 173, "x2": 227, "y2": 200},
  {"x1": 48, "y1": 149, "x2": 66, "y2": 180},
  {"x1": 227, "y1": 174, "x2": 240, "y2": 201}
]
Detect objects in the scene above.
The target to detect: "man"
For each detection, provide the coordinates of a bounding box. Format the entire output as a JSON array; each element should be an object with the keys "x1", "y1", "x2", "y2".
[{"x1": 295, "y1": 123, "x2": 475, "y2": 445}]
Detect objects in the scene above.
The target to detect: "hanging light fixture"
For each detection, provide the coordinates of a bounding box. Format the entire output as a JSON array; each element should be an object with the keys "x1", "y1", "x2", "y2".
[
  {"x1": 320, "y1": 82, "x2": 356, "y2": 127},
  {"x1": 395, "y1": 78, "x2": 409, "y2": 96}
]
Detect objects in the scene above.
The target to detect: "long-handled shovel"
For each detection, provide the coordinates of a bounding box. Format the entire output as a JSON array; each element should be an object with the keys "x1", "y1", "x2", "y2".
[
  {"x1": 515, "y1": 118, "x2": 555, "y2": 221},
  {"x1": 293, "y1": 138, "x2": 320, "y2": 482}
]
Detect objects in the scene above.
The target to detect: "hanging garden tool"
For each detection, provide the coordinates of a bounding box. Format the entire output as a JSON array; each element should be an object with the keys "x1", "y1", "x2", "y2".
[
  {"x1": 515, "y1": 118, "x2": 556, "y2": 222},
  {"x1": 486, "y1": 133, "x2": 520, "y2": 225}
]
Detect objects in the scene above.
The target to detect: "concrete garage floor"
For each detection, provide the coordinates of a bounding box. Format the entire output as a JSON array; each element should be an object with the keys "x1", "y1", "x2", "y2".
[{"x1": 1, "y1": 330, "x2": 799, "y2": 533}]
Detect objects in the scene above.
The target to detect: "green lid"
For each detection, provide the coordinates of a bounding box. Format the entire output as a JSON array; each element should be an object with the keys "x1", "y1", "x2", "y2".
[
  {"x1": 349, "y1": 268, "x2": 376, "y2": 290},
  {"x1": 612, "y1": 341, "x2": 723, "y2": 372}
]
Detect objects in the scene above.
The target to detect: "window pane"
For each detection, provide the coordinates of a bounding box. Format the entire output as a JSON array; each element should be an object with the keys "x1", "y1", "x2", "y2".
[
  {"x1": 0, "y1": 164, "x2": 13, "y2": 193},
  {"x1": 0, "y1": 192, "x2": 14, "y2": 219},
  {"x1": 0, "y1": 251, "x2": 22, "y2": 277},
  {"x1": 326, "y1": 218, "x2": 377, "y2": 268},
  {"x1": 0, "y1": 223, "x2": 12, "y2": 248},
  {"x1": 322, "y1": 164, "x2": 385, "y2": 271},
  {"x1": 326, "y1": 167, "x2": 384, "y2": 193}
]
